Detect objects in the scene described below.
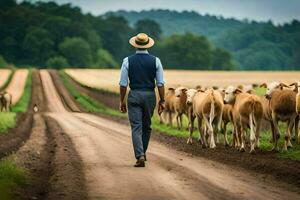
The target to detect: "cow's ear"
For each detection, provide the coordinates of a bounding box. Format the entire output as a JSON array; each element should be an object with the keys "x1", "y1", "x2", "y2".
[
  {"x1": 260, "y1": 83, "x2": 267, "y2": 88},
  {"x1": 168, "y1": 87, "x2": 175, "y2": 91},
  {"x1": 246, "y1": 89, "x2": 255, "y2": 94},
  {"x1": 234, "y1": 88, "x2": 242, "y2": 94},
  {"x1": 197, "y1": 89, "x2": 205, "y2": 93},
  {"x1": 289, "y1": 82, "x2": 298, "y2": 92},
  {"x1": 278, "y1": 83, "x2": 289, "y2": 90},
  {"x1": 182, "y1": 88, "x2": 187, "y2": 93}
]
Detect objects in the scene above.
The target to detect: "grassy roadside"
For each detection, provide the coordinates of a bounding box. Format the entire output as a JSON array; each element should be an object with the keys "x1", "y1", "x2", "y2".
[
  {"x1": 11, "y1": 69, "x2": 32, "y2": 113},
  {"x1": 0, "y1": 69, "x2": 32, "y2": 134},
  {"x1": 0, "y1": 70, "x2": 14, "y2": 91},
  {"x1": 59, "y1": 70, "x2": 124, "y2": 117},
  {"x1": 0, "y1": 69, "x2": 32, "y2": 200},
  {"x1": 0, "y1": 113, "x2": 16, "y2": 135},
  {"x1": 0, "y1": 157, "x2": 26, "y2": 200},
  {"x1": 61, "y1": 71, "x2": 300, "y2": 160}
]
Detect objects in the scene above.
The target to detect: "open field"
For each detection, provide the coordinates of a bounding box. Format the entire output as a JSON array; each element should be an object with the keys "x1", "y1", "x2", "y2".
[
  {"x1": 0, "y1": 70, "x2": 12, "y2": 89},
  {"x1": 65, "y1": 69, "x2": 300, "y2": 92}
]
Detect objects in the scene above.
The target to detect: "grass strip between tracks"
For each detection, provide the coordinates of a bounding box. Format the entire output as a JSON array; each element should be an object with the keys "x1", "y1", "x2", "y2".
[
  {"x1": 0, "y1": 156, "x2": 26, "y2": 200},
  {"x1": 11, "y1": 69, "x2": 32, "y2": 113},
  {"x1": 0, "y1": 69, "x2": 32, "y2": 134},
  {"x1": 0, "y1": 70, "x2": 14, "y2": 91},
  {"x1": 60, "y1": 70, "x2": 300, "y2": 161},
  {"x1": 59, "y1": 70, "x2": 124, "y2": 117}
]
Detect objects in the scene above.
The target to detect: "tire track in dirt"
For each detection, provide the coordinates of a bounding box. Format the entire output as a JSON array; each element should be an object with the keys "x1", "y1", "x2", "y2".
[{"x1": 40, "y1": 69, "x2": 300, "y2": 200}]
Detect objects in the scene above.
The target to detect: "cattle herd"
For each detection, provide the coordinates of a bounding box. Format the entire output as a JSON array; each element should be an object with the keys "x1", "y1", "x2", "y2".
[
  {"x1": 0, "y1": 91, "x2": 12, "y2": 112},
  {"x1": 159, "y1": 81, "x2": 300, "y2": 153}
]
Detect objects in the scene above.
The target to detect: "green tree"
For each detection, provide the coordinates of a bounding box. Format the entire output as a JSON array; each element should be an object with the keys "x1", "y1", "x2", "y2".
[
  {"x1": 0, "y1": 0, "x2": 16, "y2": 10},
  {"x1": 22, "y1": 27, "x2": 55, "y2": 66},
  {"x1": 0, "y1": 55, "x2": 8, "y2": 68},
  {"x1": 94, "y1": 49, "x2": 118, "y2": 68},
  {"x1": 156, "y1": 33, "x2": 212, "y2": 69},
  {"x1": 46, "y1": 56, "x2": 69, "y2": 69},
  {"x1": 96, "y1": 16, "x2": 134, "y2": 62},
  {"x1": 212, "y1": 48, "x2": 234, "y2": 70},
  {"x1": 59, "y1": 37, "x2": 92, "y2": 67},
  {"x1": 135, "y1": 19, "x2": 162, "y2": 40}
]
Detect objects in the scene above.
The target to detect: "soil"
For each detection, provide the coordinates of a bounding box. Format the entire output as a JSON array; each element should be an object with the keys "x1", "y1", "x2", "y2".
[
  {"x1": 0, "y1": 69, "x2": 87, "y2": 200},
  {"x1": 0, "y1": 113, "x2": 33, "y2": 159},
  {"x1": 48, "y1": 70, "x2": 82, "y2": 112},
  {"x1": 14, "y1": 114, "x2": 52, "y2": 200},
  {"x1": 68, "y1": 74, "x2": 300, "y2": 188},
  {"x1": 44, "y1": 115, "x2": 88, "y2": 200}
]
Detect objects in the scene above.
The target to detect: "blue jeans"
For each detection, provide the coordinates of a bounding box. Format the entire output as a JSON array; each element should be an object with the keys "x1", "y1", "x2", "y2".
[{"x1": 127, "y1": 90, "x2": 156, "y2": 159}]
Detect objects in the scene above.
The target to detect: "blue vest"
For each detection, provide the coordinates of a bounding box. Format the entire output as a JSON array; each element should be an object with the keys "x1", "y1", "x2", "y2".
[{"x1": 128, "y1": 53, "x2": 156, "y2": 91}]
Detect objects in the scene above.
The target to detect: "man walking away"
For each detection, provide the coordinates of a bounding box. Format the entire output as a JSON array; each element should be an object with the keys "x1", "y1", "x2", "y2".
[{"x1": 119, "y1": 33, "x2": 165, "y2": 167}]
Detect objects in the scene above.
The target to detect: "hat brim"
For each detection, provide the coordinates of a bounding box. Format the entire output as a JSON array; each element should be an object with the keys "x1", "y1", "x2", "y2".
[{"x1": 129, "y1": 36, "x2": 155, "y2": 49}]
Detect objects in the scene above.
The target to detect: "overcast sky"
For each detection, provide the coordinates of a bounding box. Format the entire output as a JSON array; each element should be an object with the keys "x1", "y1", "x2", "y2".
[{"x1": 23, "y1": 0, "x2": 300, "y2": 24}]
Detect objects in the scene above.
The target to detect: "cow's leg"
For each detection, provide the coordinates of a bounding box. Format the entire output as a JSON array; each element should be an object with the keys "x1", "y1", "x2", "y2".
[
  {"x1": 159, "y1": 111, "x2": 164, "y2": 124},
  {"x1": 176, "y1": 112, "x2": 180, "y2": 129},
  {"x1": 179, "y1": 113, "x2": 183, "y2": 129},
  {"x1": 223, "y1": 122, "x2": 229, "y2": 147},
  {"x1": 197, "y1": 117, "x2": 206, "y2": 148},
  {"x1": 255, "y1": 119, "x2": 262, "y2": 149},
  {"x1": 285, "y1": 115, "x2": 296, "y2": 150},
  {"x1": 294, "y1": 115, "x2": 299, "y2": 144},
  {"x1": 271, "y1": 112, "x2": 280, "y2": 152},
  {"x1": 240, "y1": 124, "x2": 247, "y2": 152},
  {"x1": 203, "y1": 115, "x2": 216, "y2": 149},
  {"x1": 168, "y1": 111, "x2": 173, "y2": 126},
  {"x1": 270, "y1": 121, "x2": 275, "y2": 144},
  {"x1": 187, "y1": 115, "x2": 195, "y2": 144}
]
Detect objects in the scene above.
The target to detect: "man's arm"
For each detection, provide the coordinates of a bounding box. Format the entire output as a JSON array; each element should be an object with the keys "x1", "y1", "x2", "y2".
[
  {"x1": 119, "y1": 86, "x2": 127, "y2": 113},
  {"x1": 119, "y1": 58, "x2": 129, "y2": 113},
  {"x1": 156, "y1": 58, "x2": 165, "y2": 115}
]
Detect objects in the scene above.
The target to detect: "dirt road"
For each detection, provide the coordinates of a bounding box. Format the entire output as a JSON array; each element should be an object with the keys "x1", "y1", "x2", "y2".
[
  {"x1": 5, "y1": 69, "x2": 28, "y2": 105},
  {"x1": 40, "y1": 70, "x2": 300, "y2": 200}
]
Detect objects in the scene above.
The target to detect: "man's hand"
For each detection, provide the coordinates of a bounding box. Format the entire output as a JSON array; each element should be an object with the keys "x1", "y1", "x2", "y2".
[
  {"x1": 158, "y1": 100, "x2": 165, "y2": 115},
  {"x1": 119, "y1": 102, "x2": 127, "y2": 113}
]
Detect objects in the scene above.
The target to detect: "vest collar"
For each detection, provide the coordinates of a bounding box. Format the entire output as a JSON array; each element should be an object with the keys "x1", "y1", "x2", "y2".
[{"x1": 136, "y1": 50, "x2": 149, "y2": 54}]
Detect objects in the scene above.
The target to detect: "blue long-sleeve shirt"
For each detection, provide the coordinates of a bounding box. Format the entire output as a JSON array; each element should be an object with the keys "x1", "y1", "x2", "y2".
[{"x1": 119, "y1": 50, "x2": 165, "y2": 87}]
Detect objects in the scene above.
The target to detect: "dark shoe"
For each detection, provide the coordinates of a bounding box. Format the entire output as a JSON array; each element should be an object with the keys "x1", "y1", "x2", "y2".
[{"x1": 134, "y1": 156, "x2": 145, "y2": 167}]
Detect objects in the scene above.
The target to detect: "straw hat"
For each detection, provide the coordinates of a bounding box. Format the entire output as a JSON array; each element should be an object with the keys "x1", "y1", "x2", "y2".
[{"x1": 129, "y1": 33, "x2": 155, "y2": 49}]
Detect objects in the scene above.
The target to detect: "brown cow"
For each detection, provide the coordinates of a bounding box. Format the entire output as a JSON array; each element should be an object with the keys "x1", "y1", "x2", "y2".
[
  {"x1": 0, "y1": 91, "x2": 12, "y2": 112},
  {"x1": 224, "y1": 86, "x2": 263, "y2": 153}
]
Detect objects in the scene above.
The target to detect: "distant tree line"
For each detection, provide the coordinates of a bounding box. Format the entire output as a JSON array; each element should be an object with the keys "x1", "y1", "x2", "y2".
[
  {"x1": 110, "y1": 10, "x2": 300, "y2": 70},
  {"x1": 0, "y1": 0, "x2": 233, "y2": 70}
]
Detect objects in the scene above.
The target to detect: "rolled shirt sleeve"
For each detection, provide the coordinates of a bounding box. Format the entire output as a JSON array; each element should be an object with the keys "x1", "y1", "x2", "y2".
[
  {"x1": 156, "y1": 57, "x2": 165, "y2": 86},
  {"x1": 119, "y1": 57, "x2": 129, "y2": 87}
]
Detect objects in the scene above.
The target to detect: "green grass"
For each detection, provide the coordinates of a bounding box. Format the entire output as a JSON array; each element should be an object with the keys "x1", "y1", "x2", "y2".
[
  {"x1": 0, "y1": 157, "x2": 26, "y2": 200},
  {"x1": 60, "y1": 75, "x2": 300, "y2": 161},
  {"x1": 11, "y1": 69, "x2": 32, "y2": 113},
  {"x1": 0, "y1": 70, "x2": 14, "y2": 91},
  {"x1": 0, "y1": 113, "x2": 16, "y2": 134},
  {"x1": 60, "y1": 70, "x2": 125, "y2": 117}
]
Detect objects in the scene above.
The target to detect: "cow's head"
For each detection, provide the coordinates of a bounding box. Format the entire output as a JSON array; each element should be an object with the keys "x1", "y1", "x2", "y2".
[
  {"x1": 224, "y1": 86, "x2": 242, "y2": 104},
  {"x1": 175, "y1": 86, "x2": 187, "y2": 97},
  {"x1": 186, "y1": 89, "x2": 197, "y2": 105}
]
